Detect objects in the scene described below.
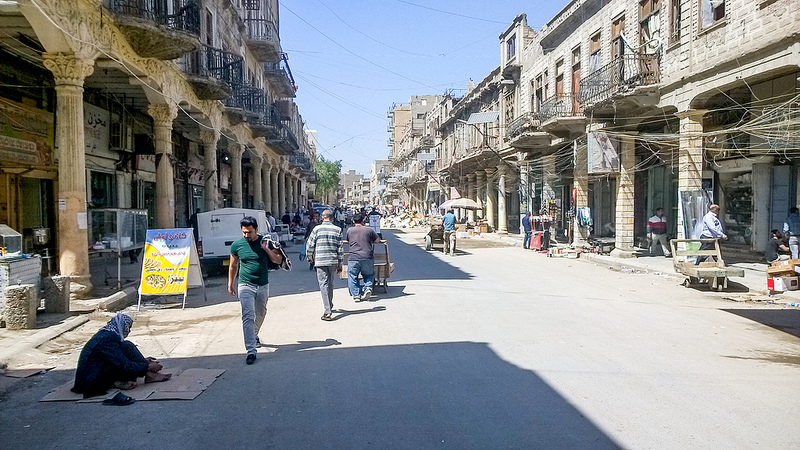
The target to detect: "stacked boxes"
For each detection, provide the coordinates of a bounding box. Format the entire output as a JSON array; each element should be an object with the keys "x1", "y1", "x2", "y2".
[{"x1": 766, "y1": 259, "x2": 800, "y2": 292}]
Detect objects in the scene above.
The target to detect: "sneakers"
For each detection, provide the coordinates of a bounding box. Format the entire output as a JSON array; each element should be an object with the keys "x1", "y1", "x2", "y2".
[
  {"x1": 246, "y1": 353, "x2": 256, "y2": 365},
  {"x1": 353, "y1": 296, "x2": 361, "y2": 302},
  {"x1": 321, "y1": 313, "x2": 333, "y2": 321},
  {"x1": 360, "y1": 288, "x2": 372, "y2": 301},
  {"x1": 255, "y1": 336, "x2": 261, "y2": 348}
]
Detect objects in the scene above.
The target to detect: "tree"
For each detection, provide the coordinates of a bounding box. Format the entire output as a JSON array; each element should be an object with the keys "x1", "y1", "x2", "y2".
[{"x1": 315, "y1": 156, "x2": 342, "y2": 204}]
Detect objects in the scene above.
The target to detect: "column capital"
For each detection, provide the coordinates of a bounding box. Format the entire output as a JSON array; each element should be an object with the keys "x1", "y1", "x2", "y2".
[
  {"x1": 43, "y1": 53, "x2": 94, "y2": 86},
  {"x1": 251, "y1": 154, "x2": 263, "y2": 168},
  {"x1": 484, "y1": 167, "x2": 496, "y2": 177},
  {"x1": 228, "y1": 143, "x2": 245, "y2": 157},
  {"x1": 676, "y1": 109, "x2": 708, "y2": 122},
  {"x1": 147, "y1": 104, "x2": 178, "y2": 127},
  {"x1": 475, "y1": 171, "x2": 486, "y2": 182},
  {"x1": 198, "y1": 129, "x2": 220, "y2": 147},
  {"x1": 467, "y1": 172, "x2": 477, "y2": 181}
]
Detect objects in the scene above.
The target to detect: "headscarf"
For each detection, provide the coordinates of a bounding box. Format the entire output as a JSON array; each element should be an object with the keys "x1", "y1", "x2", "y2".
[{"x1": 100, "y1": 313, "x2": 133, "y2": 341}]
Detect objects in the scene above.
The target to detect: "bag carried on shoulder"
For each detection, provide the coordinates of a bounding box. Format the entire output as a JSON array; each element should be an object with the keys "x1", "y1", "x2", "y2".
[{"x1": 260, "y1": 235, "x2": 292, "y2": 271}]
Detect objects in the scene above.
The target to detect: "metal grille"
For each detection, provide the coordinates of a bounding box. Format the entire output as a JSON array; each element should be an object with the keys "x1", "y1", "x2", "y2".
[
  {"x1": 108, "y1": 0, "x2": 200, "y2": 35},
  {"x1": 578, "y1": 53, "x2": 660, "y2": 107}
]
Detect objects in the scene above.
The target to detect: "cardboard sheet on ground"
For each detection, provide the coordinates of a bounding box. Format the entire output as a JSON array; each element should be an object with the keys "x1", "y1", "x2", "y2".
[
  {"x1": 40, "y1": 367, "x2": 225, "y2": 402},
  {"x1": 4, "y1": 365, "x2": 55, "y2": 378}
]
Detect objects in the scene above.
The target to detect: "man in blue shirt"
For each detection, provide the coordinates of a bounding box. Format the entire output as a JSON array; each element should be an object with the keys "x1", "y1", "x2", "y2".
[
  {"x1": 442, "y1": 209, "x2": 457, "y2": 256},
  {"x1": 783, "y1": 207, "x2": 800, "y2": 259},
  {"x1": 697, "y1": 204, "x2": 727, "y2": 264},
  {"x1": 521, "y1": 211, "x2": 532, "y2": 249}
]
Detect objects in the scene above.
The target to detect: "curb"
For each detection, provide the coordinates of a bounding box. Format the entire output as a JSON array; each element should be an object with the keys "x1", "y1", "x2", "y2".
[{"x1": 0, "y1": 315, "x2": 90, "y2": 371}]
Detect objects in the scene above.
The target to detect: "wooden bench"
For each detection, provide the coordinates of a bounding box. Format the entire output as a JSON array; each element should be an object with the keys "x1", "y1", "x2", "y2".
[{"x1": 669, "y1": 239, "x2": 745, "y2": 291}]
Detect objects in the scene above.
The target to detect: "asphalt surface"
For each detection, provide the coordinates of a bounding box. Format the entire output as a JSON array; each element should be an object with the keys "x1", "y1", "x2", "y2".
[{"x1": 1, "y1": 229, "x2": 799, "y2": 449}]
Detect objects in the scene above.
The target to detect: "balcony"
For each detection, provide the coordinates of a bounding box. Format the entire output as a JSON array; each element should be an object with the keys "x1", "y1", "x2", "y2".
[
  {"x1": 264, "y1": 53, "x2": 296, "y2": 99},
  {"x1": 507, "y1": 112, "x2": 551, "y2": 149},
  {"x1": 244, "y1": 17, "x2": 281, "y2": 63},
  {"x1": 539, "y1": 93, "x2": 587, "y2": 138},
  {"x1": 579, "y1": 53, "x2": 660, "y2": 113},
  {"x1": 178, "y1": 45, "x2": 243, "y2": 100},
  {"x1": 108, "y1": 0, "x2": 200, "y2": 60},
  {"x1": 223, "y1": 84, "x2": 265, "y2": 125}
]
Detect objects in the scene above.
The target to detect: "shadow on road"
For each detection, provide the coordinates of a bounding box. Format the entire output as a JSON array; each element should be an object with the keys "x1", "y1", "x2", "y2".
[
  {"x1": 1, "y1": 341, "x2": 620, "y2": 449},
  {"x1": 722, "y1": 308, "x2": 800, "y2": 338}
]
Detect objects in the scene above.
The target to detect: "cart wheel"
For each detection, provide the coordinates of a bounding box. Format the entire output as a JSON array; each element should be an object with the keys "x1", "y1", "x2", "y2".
[
  {"x1": 425, "y1": 235, "x2": 432, "y2": 250},
  {"x1": 682, "y1": 279, "x2": 690, "y2": 288}
]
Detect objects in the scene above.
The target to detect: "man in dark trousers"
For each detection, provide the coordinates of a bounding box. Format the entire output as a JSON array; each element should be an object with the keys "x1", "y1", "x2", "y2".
[
  {"x1": 306, "y1": 209, "x2": 343, "y2": 321},
  {"x1": 228, "y1": 216, "x2": 280, "y2": 365},
  {"x1": 346, "y1": 213, "x2": 381, "y2": 301},
  {"x1": 521, "y1": 211, "x2": 532, "y2": 249}
]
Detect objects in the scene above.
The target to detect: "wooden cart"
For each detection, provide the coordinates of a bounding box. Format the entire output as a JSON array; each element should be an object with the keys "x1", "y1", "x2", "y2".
[
  {"x1": 669, "y1": 239, "x2": 744, "y2": 291},
  {"x1": 341, "y1": 240, "x2": 394, "y2": 293}
]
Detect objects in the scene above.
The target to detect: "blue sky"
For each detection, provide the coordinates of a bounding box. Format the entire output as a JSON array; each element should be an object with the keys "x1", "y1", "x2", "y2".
[{"x1": 279, "y1": 1, "x2": 566, "y2": 175}]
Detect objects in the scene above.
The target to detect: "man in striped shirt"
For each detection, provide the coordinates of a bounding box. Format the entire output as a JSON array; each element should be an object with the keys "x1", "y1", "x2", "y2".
[{"x1": 306, "y1": 209, "x2": 344, "y2": 321}]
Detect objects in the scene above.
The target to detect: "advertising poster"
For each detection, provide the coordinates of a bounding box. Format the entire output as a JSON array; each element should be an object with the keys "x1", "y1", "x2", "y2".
[
  {"x1": 586, "y1": 132, "x2": 619, "y2": 173},
  {"x1": 140, "y1": 228, "x2": 193, "y2": 295}
]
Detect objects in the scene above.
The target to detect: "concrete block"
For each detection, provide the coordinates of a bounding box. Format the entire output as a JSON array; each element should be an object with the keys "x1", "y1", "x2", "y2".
[
  {"x1": 4, "y1": 284, "x2": 37, "y2": 330},
  {"x1": 43, "y1": 276, "x2": 70, "y2": 314}
]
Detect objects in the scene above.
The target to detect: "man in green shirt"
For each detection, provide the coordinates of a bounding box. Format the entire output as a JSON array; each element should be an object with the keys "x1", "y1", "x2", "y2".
[{"x1": 228, "y1": 216, "x2": 271, "y2": 365}]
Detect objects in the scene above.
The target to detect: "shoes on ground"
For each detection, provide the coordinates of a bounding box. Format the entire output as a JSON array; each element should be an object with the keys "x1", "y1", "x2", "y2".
[
  {"x1": 353, "y1": 296, "x2": 361, "y2": 302},
  {"x1": 255, "y1": 336, "x2": 261, "y2": 347},
  {"x1": 361, "y1": 288, "x2": 372, "y2": 300},
  {"x1": 321, "y1": 313, "x2": 333, "y2": 321},
  {"x1": 246, "y1": 353, "x2": 256, "y2": 365}
]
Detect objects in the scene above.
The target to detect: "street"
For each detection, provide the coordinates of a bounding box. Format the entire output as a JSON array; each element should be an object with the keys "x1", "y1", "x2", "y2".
[{"x1": 1, "y1": 228, "x2": 799, "y2": 449}]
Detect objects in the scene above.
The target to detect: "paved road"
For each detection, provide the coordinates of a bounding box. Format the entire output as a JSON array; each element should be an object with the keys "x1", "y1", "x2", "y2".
[{"x1": 1, "y1": 229, "x2": 799, "y2": 449}]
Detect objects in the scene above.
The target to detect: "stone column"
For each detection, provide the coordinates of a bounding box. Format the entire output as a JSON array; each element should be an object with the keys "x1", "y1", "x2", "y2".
[
  {"x1": 475, "y1": 171, "x2": 486, "y2": 220},
  {"x1": 262, "y1": 161, "x2": 271, "y2": 213},
  {"x1": 612, "y1": 134, "x2": 636, "y2": 256},
  {"x1": 229, "y1": 144, "x2": 244, "y2": 208},
  {"x1": 147, "y1": 104, "x2": 178, "y2": 228},
  {"x1": 271, "y1": 167, "x2": 280, "y2": 215},
  {"x1": 573, "y1": 139, "x2": 589, "y2": 246},
  {"x1": 278, "y1": 169, "x2": 286, "y2": 215},
  {"x1": 252, "y1": 155, "x2": 263, "y2": 209},
  {"x1": 677, "y1": 110, "x2": 707, "y2": 239},
  {"x1": 43, "y1": 53, "x2": 94, "y2": 297},
  {"x1": 485, "y1": 168, "x2": 497, "y2": 231},
  {"x1": 466, "y1": 173, "x2": 476, "y2": 223},
  {"x1": 497, "y1": 166, "x2": 508, "y2": 235},
  {"x1": 199, "y1": 129, "x2": 220, "y2": 212}
]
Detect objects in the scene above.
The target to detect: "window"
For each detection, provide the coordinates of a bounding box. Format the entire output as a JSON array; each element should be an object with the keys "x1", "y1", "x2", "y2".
[
  {"x1": 589, "y1": 32, "x2": 601, "y2": 72},
  {"x1": 555, "y1": 59, "x2": 564, "y2": 96},
  {"x1": 669, "y1": 0, "x2": 681, "y2": 44},
  {"x1": 90, "y1": 171, "x2": 116, "y2": 208},
  {"x1": 700, "y1": 0, "x2": 724, "y2": 29},
  {"x1": 507, "y1": 35, "x2": 516, "y2": 60},
  {"x1": 571, "y1": 47, "x2": 581, "y2": 110},
  {"x1": 205, "y1": 9, "x2": 213, "y2": 46},
  {"x1": 611, "y1": 16, "x2": 625, "y2": 60},
  {"x1": 543, "y1": 70, "x2": 549, "y2": 100},
  {"x1": 534, "y1": 75, "x2": 543, "y2": 112},
  {"x1": 639, "y1": 0, "x2": 660, "y2": 53}
]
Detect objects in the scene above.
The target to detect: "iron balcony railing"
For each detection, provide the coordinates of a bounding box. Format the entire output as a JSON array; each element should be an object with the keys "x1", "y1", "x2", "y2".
[
  {"x1": 244, "y1": 17, "x2": 278, "y2": 43},
  {"x1": 181, "y1": 45, "x2": 243, "y2": 86},
  {"x1": 263, "y1": 53, "x2": 296, "y2": 88},
  {"x1": 579, "y1": 53, "x2": 660, "y2": 106},
  {"x1": 243, "y1": 0, "x2": 259, "y2": 10},
  {"x1": 506, "y1": 112, "x2": 543, "y2": 140},
  {"x1": 223, "y1": 83, "x2": 266, "y2": 116},
  {"x1": 539, "y1": 93, "x2": 582, "y2": 122},
  {"x1": 108, "y1": 0, "x2": 200, "y2": 35}
]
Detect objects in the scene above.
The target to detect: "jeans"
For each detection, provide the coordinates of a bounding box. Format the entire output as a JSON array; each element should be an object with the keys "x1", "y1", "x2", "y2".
[
  {"x1": 347, "y1": 259, "x2": 374, "y2": 298},
  {"x1": 238, "y1": 283, "x2": 269, "y2": 355},
  {"x1": 316, "y1": 265, "x2": 337, "y2": 314},
  {"x1": 790, "y1": 235, "x2": 800, "y2": 260},
  {"x1": 523, "y1": 231, "x2": 532, "y2": 249}
]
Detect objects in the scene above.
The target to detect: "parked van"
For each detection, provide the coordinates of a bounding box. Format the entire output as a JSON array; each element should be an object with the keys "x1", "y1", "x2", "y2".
[{"x1": 196, "y1": 208, "x2": 269, "y2": 269}]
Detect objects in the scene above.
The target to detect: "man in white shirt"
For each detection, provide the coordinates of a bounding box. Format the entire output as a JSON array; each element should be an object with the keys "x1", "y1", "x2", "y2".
[{"x1": 697, "y1": 204, "x2": 727, "y2": 264}]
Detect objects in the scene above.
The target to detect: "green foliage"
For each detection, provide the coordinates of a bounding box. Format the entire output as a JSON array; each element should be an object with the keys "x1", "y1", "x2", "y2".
[{"x1": 315, "y1": 156, "x2": 342, "y2": 201}]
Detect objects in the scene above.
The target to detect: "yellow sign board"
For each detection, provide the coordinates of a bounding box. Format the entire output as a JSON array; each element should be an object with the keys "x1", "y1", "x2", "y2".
[{"x1": 139, "y1": 228, "x2": 193, "y2": 295}]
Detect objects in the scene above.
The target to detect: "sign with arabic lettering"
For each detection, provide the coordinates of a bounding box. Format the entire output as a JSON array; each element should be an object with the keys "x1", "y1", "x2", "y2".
[
  {"x1": 0, "y1": 98, "x2": 54, "y2": 166},
  {"x1": 139, "y1": 229, "x2": 193, "y2": 295},
  {"x1": 84, "y1": 102, "x2": 113, "y2": 159}
]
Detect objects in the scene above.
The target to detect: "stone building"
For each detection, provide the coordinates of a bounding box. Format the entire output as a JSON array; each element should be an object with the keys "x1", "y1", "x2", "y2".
[
  {"x1": 0, "y1": 0, "x2": 316, "y2": 296},
  {"x1": 406, "y1": 0, "x2": 800, "y2": 255}
]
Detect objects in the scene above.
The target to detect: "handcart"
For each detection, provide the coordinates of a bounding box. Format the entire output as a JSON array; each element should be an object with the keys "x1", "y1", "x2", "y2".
[
  {"x1": 424, "y1": 219, "x2": 454, "y2": 253},
  {"x1": 669, "y1": 239, "x2": 744, "y2": 291},
  {"x1": 341, "y1": 240, "x2": 394, "y2": 293}
]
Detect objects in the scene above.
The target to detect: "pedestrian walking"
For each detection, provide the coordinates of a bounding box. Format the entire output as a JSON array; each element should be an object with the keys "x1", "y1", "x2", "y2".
[
  {"x1": 346, "y1": 213, "x2": 381, "y2": 301},
  {"x1": 783, "y1": 207, "x2": 800, "y2": 259},
  {"x1": 228, "y1": 216, "x2": 282, "y2": 365},
  {"x1": 697, "y1": 204, "x2": 727, "y2": 264},
  {"x1": 306, "y1": 209, "x2": 344, "y2": 321},
  {"x1": 647, "y1": 207, "x2": 671, "y2": 257},
  {"x1": 442, "y1": 209, "x2": 456, "y2": 256},
  {"x1": 521, "y1": 211, "x2": 532, "y2": 249}
]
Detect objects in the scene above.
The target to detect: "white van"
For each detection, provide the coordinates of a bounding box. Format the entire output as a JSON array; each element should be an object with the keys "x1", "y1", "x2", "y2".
[{"x1": 196, "y1": 208, "x2": 269, "y2": 269}]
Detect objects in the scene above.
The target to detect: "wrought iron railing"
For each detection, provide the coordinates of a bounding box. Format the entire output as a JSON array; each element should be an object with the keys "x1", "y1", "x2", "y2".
[
  {"x1": 224, "y1": 84, "x2": 266, "y2": 116},
  {"x1": 506, "y1": 112, "x2": 543, "y2": 140},
  {"x1": 579, "y1": 53, "x2": 660, "y2": 106},
  {"x1": 539, "y1": 93, "x2": 582, "y2": 122},
  {"x1": 243, "y1": 0, "x2": 259, "y2": 10},
  {"x1": 263, "y1": 53, "x2": 296, "y2": 88},
  {"x1": 108, "y1": 0, "x2": 200, "y2": 35},
  {"x1": 180, "y1": 45, "x2": 243, "y2": 85},
  {"x1": 244, "y1": 17, "x2": 278, "y2": 42}
]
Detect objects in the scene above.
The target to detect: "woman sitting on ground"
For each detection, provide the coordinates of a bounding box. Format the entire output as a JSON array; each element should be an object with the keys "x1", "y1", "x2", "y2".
[{"x1": 71, "y1": 313, "x2": 170, "y2": 398}]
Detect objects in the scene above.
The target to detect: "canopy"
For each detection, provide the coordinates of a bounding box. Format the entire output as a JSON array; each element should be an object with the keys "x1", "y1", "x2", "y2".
[{"x1": 438, "y1": 198, "x2": 481, "y2": 210}]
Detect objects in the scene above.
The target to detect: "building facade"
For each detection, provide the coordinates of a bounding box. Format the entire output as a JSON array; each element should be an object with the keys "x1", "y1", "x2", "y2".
[{"x1": 0, "y1": 0, "x2": 316, "y2": 296}]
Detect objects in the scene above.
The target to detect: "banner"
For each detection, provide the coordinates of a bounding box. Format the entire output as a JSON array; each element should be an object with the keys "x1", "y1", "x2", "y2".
[
  {"x1": 140, "y1": 228, "x2": 194, "y2": 295},
  {"x1": 586, "y1": 132, "x2": 619, "y2": 173}
]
